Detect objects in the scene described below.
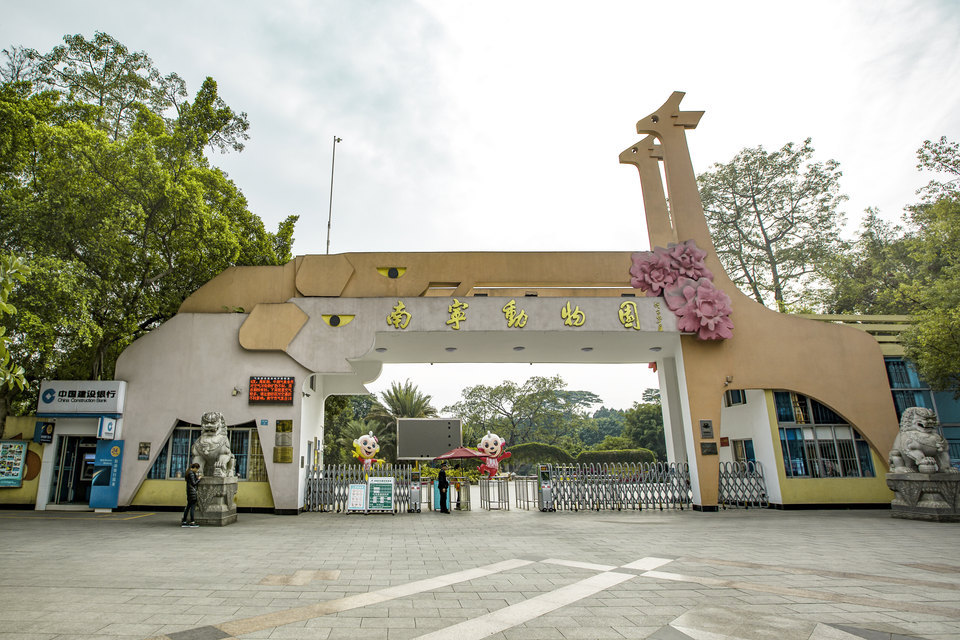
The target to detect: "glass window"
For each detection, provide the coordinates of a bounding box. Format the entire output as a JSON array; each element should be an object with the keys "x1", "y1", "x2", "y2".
[
  {"x1": 146, "y1": 420, "x2": 266, "y2": 481},
  {"x1": 725, "y1": 389, "x2": 747, "y2": 407},
  {"x1": 774, "y1": 392, "x2": 794, "y2": 423},
  {"x1": 934, "y1": 392, "x2": 960, "y2": 425},
  {"x1": 775, "y1": 391, "x2": 875, "y2": 479},
  {"x1": 779, "y1": 427, "x2": 807, "y2": 477},
  {"x1": 147, "y1": 441, "x2": 169, "y2": 479}
]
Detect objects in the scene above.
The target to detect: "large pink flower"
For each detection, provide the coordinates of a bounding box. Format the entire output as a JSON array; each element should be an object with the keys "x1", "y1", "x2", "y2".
[
  {"x1": 665, "y1": 240, "x2": 713, "y2": 281},
  {"x1": 629, "y1": 251, "x2": 677, "y2": 295},
  {"x1": 663, "y1": 277, "x2": 734, "y2": 340}
]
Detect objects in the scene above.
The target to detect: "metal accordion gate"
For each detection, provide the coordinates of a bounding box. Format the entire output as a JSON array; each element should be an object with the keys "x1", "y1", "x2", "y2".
[{"x1": 304, "y1": 464, "x2": 414, "y2": 513}]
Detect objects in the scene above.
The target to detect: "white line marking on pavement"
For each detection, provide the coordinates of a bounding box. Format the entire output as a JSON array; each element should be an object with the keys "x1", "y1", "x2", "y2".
[
  {"x1": 212, "y1": 558, "x2": 535, "y2": 638},
  {"x1": 542, "y1": 558, "x2": 618, "y2": 572},
  {"x1": 413, "y1": 571, "x2": 636, "y2": 640},
  {"x1": 621, "y1": 556, "x2": 673, "y2": 571}
]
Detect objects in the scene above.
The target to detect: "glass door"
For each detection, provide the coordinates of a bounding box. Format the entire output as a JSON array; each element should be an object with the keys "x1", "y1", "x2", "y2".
[{"x1": 49, "y1": 436, "x2": 98, "y2": 505}]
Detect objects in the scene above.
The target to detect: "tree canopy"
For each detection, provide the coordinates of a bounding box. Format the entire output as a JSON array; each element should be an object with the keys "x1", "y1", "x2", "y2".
[
  {"x1": 0, "y1": 32, "x2": 297, "y2": 417},
  {"x1": 698, "y1": 139, "x2": 847, "y2": 312}
]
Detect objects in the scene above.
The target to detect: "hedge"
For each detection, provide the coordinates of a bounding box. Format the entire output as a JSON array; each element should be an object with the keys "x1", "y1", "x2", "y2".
[{"x1": 575, "y1": 448, "x2": 656, "y2": 464}]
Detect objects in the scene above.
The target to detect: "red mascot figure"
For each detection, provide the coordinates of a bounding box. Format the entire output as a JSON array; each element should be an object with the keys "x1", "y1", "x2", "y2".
[{"x1": 477, "y1": 431, "x2": 511, "y2": 478}]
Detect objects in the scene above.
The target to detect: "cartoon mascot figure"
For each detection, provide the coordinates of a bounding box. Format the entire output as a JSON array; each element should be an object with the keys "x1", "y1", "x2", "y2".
[
  {"x1": 477, "y1": 431, "x2": 511, "y2": 478},
  {"x1": 353, "y1": 431, "x2": 383, "y2": 472}
]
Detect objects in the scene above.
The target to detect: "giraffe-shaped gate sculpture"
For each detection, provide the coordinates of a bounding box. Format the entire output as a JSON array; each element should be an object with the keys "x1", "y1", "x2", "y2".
[{"x1": 619, "y1": 92, "x2": 897, "y2": 507}]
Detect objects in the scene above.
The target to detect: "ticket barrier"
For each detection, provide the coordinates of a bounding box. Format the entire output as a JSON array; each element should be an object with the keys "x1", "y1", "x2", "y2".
[
  {"x1": 479, "y1": 475, "x2": 510, "y2": 510},
  {"x1": 409, "y1": 471, "x2": 422, "y2": 513},
  {"x1": 451, "y1": 477, "x2": 471, "y2": 511},
  {"x1": 537, "y1": 464, "x2": 555, "y2": 512}
]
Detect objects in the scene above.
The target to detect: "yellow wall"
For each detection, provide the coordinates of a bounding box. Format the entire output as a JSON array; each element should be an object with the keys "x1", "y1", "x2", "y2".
[
  {"x1": 0, "y1": 416, "x2": 44, "y2": 506},
  {"x1": 764, "y1": 391, "x2": 893, "y2": 505},
  {"x1": 132, "y1": 479, "x2": 275, "y2": 509}
]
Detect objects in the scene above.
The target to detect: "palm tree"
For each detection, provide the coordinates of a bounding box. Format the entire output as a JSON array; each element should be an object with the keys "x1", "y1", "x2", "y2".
[
  {"x1": 336, "y1": 419, "x2": 397, "y2": 463},
  {"x1": 368, "y1": 379, "x2": 438, "y2": 431}
]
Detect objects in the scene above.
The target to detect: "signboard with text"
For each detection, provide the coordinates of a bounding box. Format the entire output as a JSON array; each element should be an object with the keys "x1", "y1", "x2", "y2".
[
  {"x1": 90, "y1": 440, "x2": 124, "y2": 509},
  {"x1": 248, "y1": 376, "x2": 295, "y2": 404},
  {"x1": 366, "y1": 476, "x2": 395, "y2": 513},
  {"x1": 0, "y1": 441, "x2": 28, "y2": 488},
  {"x1": 37, "y1": 381, "x2": 126, "y2": 416}
]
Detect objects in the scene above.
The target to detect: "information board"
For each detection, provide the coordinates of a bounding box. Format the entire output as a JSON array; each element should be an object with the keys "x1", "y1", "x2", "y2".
[
  {"x1": 90, "y1": 440, "x2": 124, "y2": 509},
  {"x1": 347, "y1": 484, "x2": 367, "y2": 512},
  {"x1": 366, "y1": 476, "x2": 395, "y2": 513},
  {"x1": 248, "y1": 376, "x2": 295, "y2": 404},
  {"x1": 0, "y1": 441, "x2": 28, "y2": 488}
]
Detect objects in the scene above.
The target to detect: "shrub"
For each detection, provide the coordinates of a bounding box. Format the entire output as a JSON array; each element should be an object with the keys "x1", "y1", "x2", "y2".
[{"x1": 575, "y1": 449, "x2": 656, "y2": 465}]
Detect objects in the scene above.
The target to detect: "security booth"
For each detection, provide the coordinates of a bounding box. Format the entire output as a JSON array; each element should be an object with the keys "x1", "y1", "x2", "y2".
[{"x1": 33, "y1": 380, "x2": 126, "y2": 511}]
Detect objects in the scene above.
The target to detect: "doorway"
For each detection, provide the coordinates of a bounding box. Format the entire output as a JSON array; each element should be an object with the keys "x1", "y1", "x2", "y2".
[{"x1": 49, "y1": 436, "x2": 98, "y2": 505}]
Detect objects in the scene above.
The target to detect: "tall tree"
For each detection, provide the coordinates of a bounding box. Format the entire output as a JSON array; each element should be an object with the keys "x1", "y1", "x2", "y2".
[
  {"x1": 443, "y1": 375, "x2": 600, "y2": 447},
  {"x1": 0, "y1": 253, "x2": 28, "y2": 431},
  {"x1": 368, "y1": 379, "x2": 438, "y2": 428},
  {"x1": 817, "y1": 210, "x2": 920, "y2": 314},
  {"x1": 697, "y1": 139, "x2": 847, "y2": 311},
  {"x1": 622, "y1": 401, "x2": 666, "y2": 460},
  {"x1": 0, "y1": 33, "x2": 297, "y2": 416}
]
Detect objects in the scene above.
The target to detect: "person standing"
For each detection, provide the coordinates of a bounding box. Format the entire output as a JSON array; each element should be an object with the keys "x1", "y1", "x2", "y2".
[
  {"x1": 182, "y1": 462, "x2": 201, "y2": 527},
  {"x1": 437, "y1": 463, "x2": 450, "y2": 514}
]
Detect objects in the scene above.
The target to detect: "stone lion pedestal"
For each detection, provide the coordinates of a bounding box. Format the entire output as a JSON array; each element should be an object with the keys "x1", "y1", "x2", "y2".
[
  {"x1": 197, "y1": 476, "x2": 238, "y2": 526},
  {"x1": 886, "y1": 473, "x2": 960, "y2": 522},
  {"x1": 886, "y1": 407, "x2": 960, "y2": 522}
]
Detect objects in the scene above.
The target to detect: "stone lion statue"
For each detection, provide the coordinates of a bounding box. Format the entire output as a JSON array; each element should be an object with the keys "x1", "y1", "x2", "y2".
[
  {"x1": 191, "y1": 411, "x2": 236, "y2": 478},
  {"x1": 888, "y1": 407, "x2": 958, "y2": 474}
]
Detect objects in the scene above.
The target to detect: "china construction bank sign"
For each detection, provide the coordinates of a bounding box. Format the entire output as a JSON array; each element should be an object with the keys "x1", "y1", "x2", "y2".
[{"x1": 37, "y1": 380, "x2": 126, "y2": 417}]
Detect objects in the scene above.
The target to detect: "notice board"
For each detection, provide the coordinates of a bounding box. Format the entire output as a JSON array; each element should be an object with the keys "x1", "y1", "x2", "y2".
[{"x1": 366, "y1": 476, "x2": 395, "y2": 513}]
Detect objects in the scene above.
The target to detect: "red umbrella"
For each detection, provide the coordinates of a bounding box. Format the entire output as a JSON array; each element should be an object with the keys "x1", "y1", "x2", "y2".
[{"x1": 434, "y1": 447, "x2": 485, "y2": 461}]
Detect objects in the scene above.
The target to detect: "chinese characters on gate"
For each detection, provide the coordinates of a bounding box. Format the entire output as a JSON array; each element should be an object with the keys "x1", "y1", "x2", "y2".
[{"x1": 382, "y1": 299, "x2": 664, "y2": 331}]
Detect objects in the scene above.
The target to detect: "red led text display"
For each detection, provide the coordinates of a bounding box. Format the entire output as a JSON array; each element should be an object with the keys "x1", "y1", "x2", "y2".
[{"x1": 248, "y1": 376, "x2": 295, "y2": 404}]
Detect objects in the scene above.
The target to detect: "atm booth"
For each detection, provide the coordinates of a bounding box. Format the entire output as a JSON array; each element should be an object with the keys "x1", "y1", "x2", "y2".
[{"x1": 34, "y1": 381, "x2": 126, "y2": 511}]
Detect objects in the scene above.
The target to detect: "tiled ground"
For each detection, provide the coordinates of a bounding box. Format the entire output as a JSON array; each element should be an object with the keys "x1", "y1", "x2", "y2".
[{"x1": 1, "y1": 497, "x2": 958, "y2": 640}]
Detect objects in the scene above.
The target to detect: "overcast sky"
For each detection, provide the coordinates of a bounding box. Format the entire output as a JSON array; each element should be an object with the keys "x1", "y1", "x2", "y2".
[{"x1": 5, "y1": 1, "x2": 960, "y2": 412}]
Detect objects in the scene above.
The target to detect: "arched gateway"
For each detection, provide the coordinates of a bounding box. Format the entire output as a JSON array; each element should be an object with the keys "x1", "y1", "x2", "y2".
[{"x1": 111, "y1": 93, "x2": 897, "y2": 513}]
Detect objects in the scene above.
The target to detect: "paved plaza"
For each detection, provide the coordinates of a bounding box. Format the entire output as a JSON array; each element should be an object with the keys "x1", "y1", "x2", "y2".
[{"x1": 2, "y1": 496, "x2": 960, "y2": 640}]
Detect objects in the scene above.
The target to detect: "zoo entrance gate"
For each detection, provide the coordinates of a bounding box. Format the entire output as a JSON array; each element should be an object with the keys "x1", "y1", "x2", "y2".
[{"x1": 304, "y1": 461, "x2": 768, "y2": 513}]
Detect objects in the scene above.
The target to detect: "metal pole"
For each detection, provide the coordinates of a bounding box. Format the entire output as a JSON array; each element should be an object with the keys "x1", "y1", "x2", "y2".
[{"x1": 325, "y1": 136, "x2": 342, "y2": 255}]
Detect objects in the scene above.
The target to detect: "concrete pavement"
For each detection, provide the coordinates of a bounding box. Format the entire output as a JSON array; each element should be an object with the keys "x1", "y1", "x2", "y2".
[{"x1": 1, "y1": 499, "x2": 959, "y2": 640}]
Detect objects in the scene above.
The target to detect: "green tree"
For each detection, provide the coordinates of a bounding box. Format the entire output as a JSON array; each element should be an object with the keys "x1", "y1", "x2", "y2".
[
  {"x1": 697, "y1": 139, "x2": 848, "y2": 312},
  {"x1": 901, "y1": 195, "x2": 960, "y2": 396},
  {"x1": 817, "y1": 210, "x2": 919, "y2": 314},
  {"x1": 593, "y1": 435, "x2": 634, "y2": 451},
  {"x1": 0, "y1": 33, "x2": 297, "y2": 416},
  {"x1": 0, "y1": 253, "x2": 28, "y2": 431},
  {"x1": 444, "y1": 375, "x2": 600, "y2": 446},
  {"x1": 622, "y1": 401, "x2": 666, "y2": 460},
  {"x1": 368, "y1": 380, "x2": 438, "y2": 429}
]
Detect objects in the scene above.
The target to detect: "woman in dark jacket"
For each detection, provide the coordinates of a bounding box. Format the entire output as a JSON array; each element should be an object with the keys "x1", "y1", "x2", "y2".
[{"x1": 181, "y1": 463, "x2": 201, "y2": 527}]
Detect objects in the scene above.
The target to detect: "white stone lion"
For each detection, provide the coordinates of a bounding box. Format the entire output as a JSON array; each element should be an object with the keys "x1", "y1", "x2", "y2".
[
  {"x1": 191, "y1": 411, "x2": 236, "y2": 478},
  {"x1": 888, "y1": 406, "x2": 958, "y2": 474}
]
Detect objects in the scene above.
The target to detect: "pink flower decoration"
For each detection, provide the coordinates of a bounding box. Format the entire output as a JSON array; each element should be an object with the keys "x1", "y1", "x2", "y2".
[
  {"x1": 630, "y1": 239, "x2": 733, "y2": 340},
  {"x1": 663, "y1": 278, "x2": 733, "y2": 340},
  {"x1": 666, "y1": 240, "x2": 713, "y2": 281},
  {"x1": 629, "y1": 251, "x2": 677, "y2": 295}
]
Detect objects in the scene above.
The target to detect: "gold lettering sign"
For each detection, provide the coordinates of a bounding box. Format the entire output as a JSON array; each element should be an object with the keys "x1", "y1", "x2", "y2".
[
  {"x1": 502, "y1": 299, "x2": 528, "y2": 328},
  {"x1": 618, "y1": 300, "x2": 641, "y2": 331},
  {"x1": 386, "y1": 301, "x2": 412, "y2": 329},
  {"x1": 446, "y1": 299, "x2": 469, "y2": 330},
  {"x1": 561, "y1": 301, "x2": 585, "y2": 327}
]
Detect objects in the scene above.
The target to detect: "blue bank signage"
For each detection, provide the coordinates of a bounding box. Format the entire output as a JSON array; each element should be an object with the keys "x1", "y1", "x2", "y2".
[{"x1": 89, "y1": 440, "x2": 124, "y2": 509}]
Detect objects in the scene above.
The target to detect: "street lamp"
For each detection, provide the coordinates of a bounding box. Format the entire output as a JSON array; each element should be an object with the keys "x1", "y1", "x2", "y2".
[{"x1": 325, "y1": 136, "x2": 342, "y2": 255}]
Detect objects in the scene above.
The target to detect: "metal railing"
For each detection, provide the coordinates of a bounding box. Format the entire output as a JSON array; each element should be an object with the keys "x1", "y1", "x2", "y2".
[
  {"x1": 514, "y1": 475, "x2": 539, "y2": 510},
  {"x1": 304, "y1": 464, "x2": 414, "y2": 513},
  {"x1": 543, "y1": 462, "x2": 691, "y2": 511},
  {"x1": 479, "y1": 476, "x2": 510, "y2": 510},
  {"x1": 717, "y1": 461, "x2": 769, "y2": 509}
]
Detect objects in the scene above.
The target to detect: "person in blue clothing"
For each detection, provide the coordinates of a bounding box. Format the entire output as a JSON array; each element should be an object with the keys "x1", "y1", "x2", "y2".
[{"x1": 181, "y1": 463, "x2": 201, "y2": 527}]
